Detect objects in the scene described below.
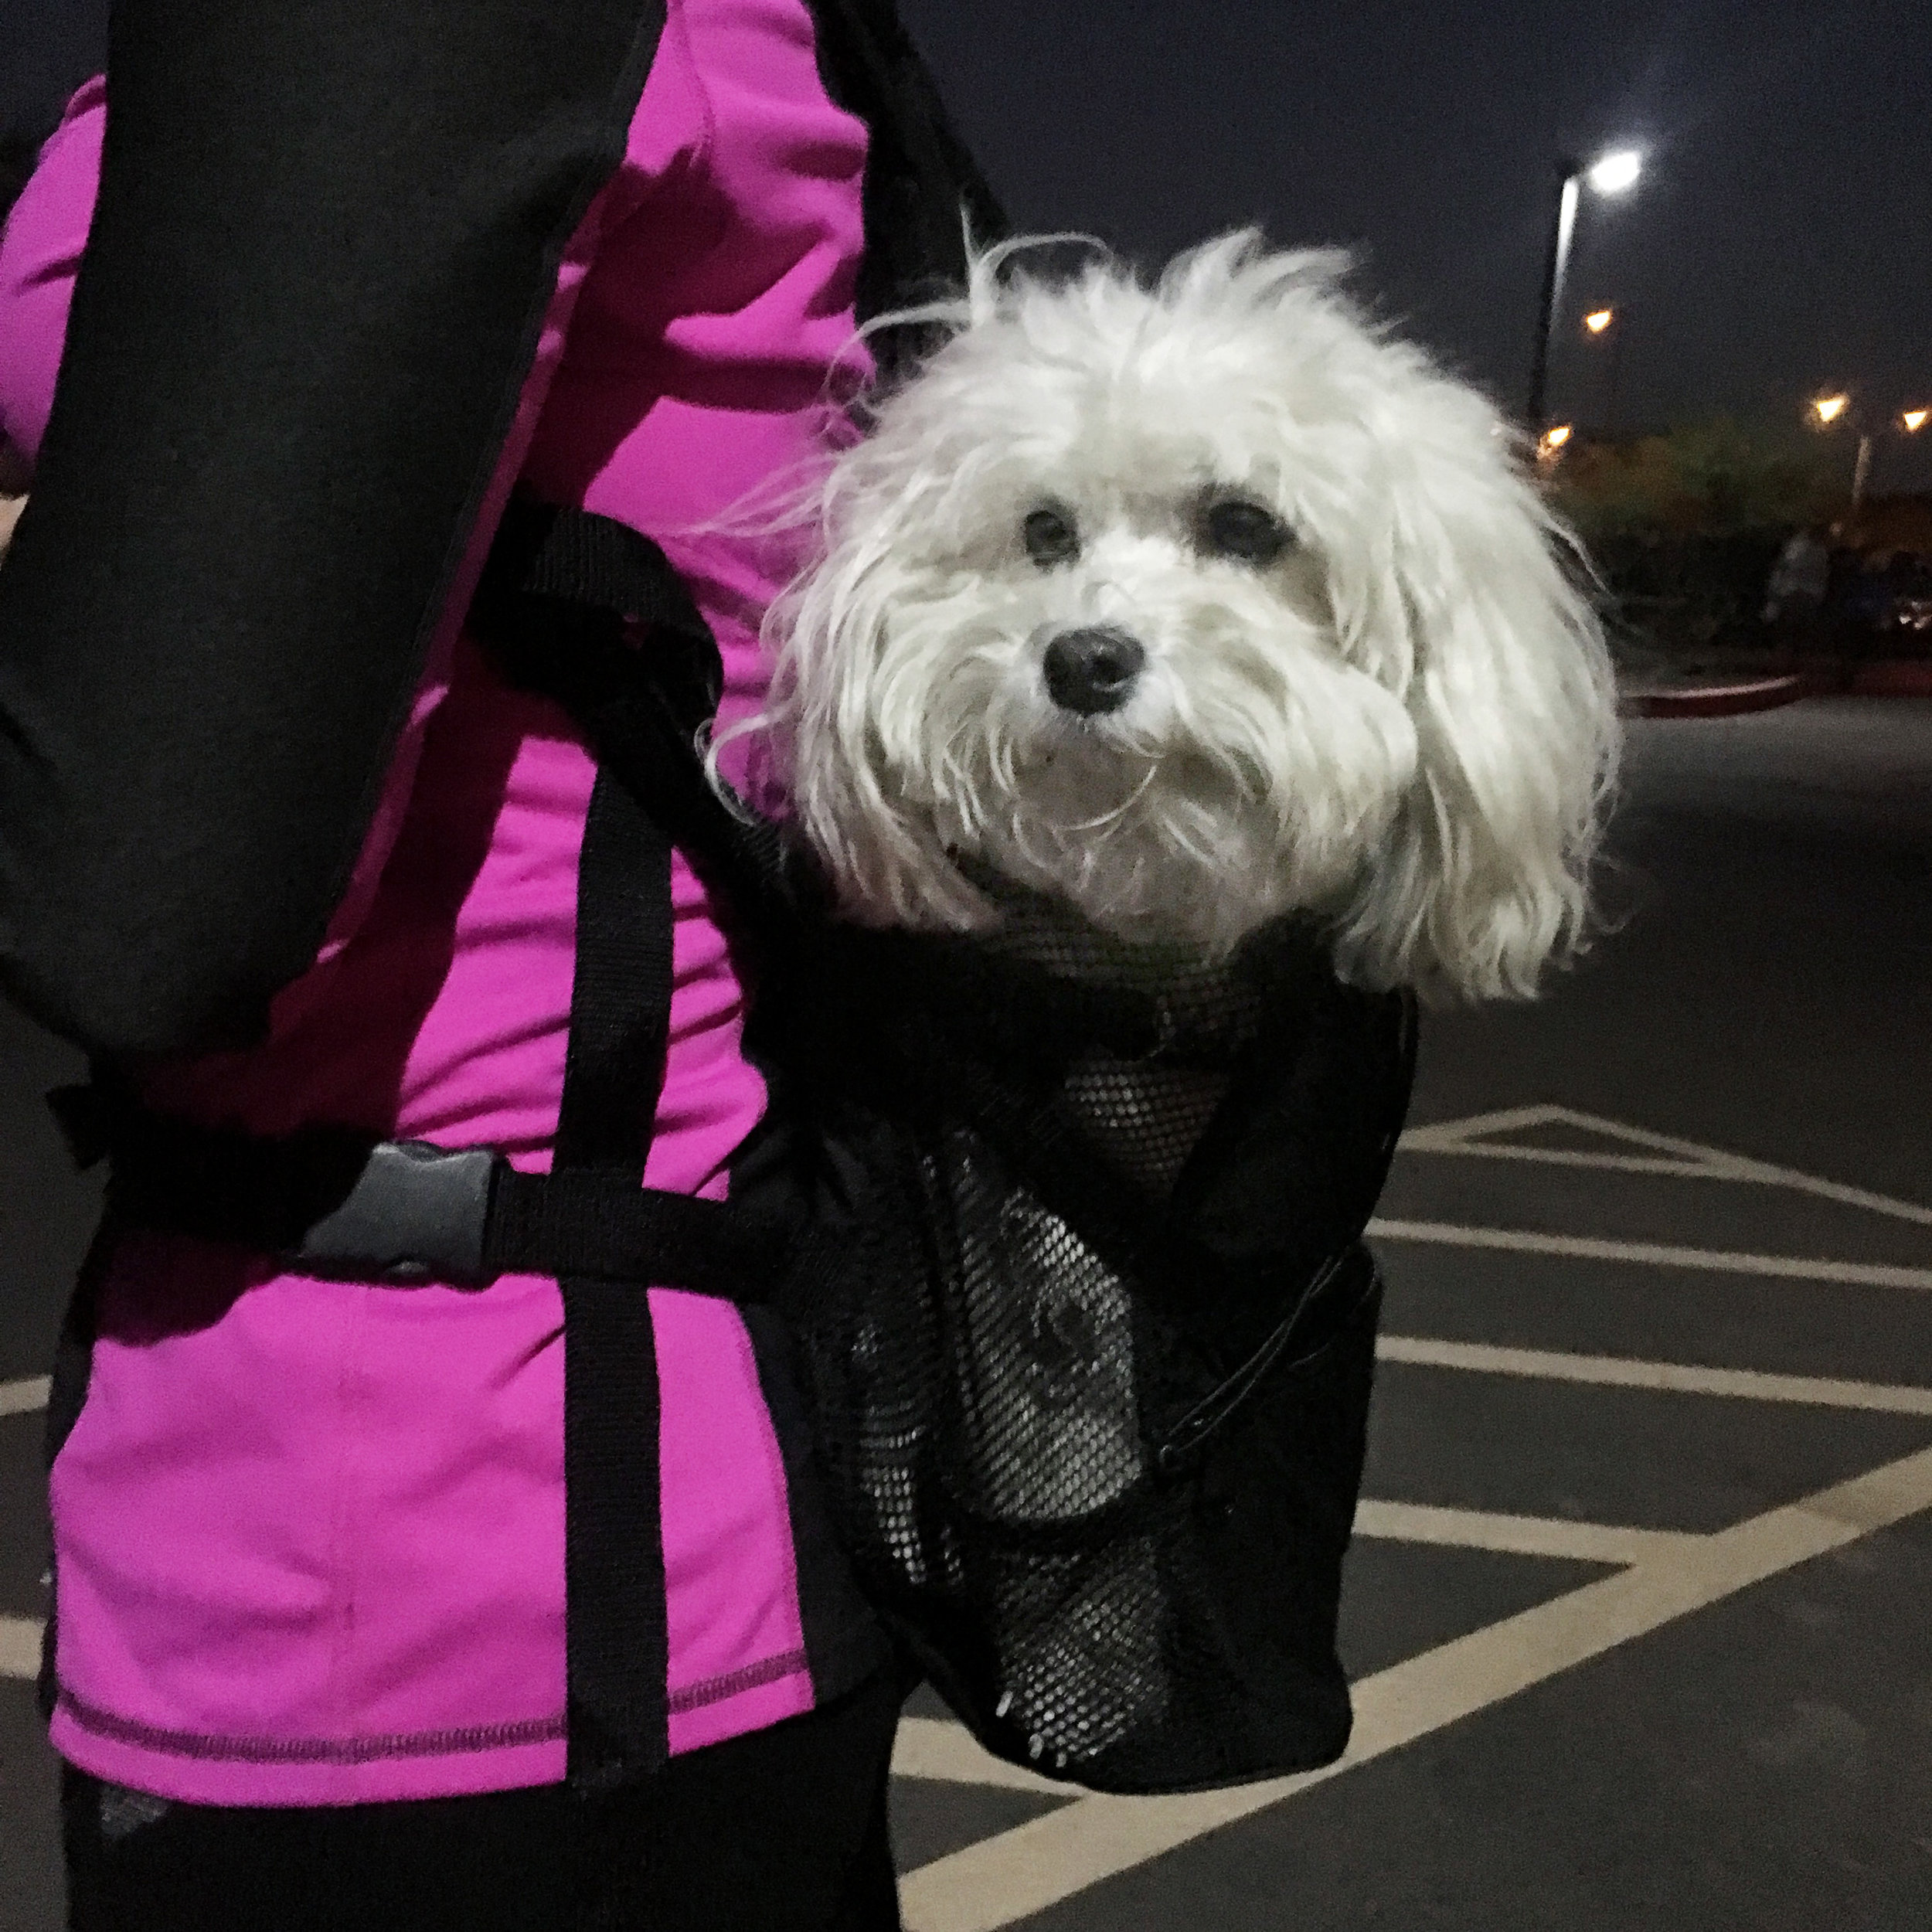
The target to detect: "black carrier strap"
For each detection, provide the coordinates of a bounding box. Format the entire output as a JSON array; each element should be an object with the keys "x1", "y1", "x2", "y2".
[
  {"x1": 480, "y1": 496, "x2": 763, "y2": 1791},
  {"x1": 54, "y1": 1095, "x2": 783, "y2": 1298},
  {"x1": 472, "y1": 492, "x2": 791, "y2": 930},
  {"x1": 556, "y1": 764, "x2": 676, "y2": 1789},
  {"x1": 479, "y1": 495, "x2": 814, "y2": 1790}
]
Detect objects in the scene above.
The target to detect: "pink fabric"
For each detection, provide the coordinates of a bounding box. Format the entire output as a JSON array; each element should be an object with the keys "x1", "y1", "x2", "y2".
[{"x1": 2, "y1": 0, "x2": 872, "y2": 1804}]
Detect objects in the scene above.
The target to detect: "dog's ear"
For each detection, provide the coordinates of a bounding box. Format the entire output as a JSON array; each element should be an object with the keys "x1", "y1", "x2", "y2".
[
  {"x1": 1327, "y1": 385, "x2": 1620, "y2": 1002},
  {"x1": 751, "y1": 460, "x2": 998, "y2": 937}
]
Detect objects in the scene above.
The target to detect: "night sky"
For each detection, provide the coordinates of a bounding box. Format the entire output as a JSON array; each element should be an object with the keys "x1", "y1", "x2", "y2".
[
  {"x1": 6, "y1": 0, "x2": 1928, "y2": 491},
  {"x1": 899, "y1": 0, "x2": 1931, "y2": 493}
]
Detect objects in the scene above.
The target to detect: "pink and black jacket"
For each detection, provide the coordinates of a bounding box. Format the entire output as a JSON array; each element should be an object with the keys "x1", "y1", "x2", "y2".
[{"x1": 0, "y1": 0, "x2": 1001, "y2": 1804}]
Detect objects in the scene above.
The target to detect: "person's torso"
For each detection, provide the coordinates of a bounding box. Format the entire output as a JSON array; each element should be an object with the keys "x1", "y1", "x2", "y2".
[{"x1": 46, "y1": 0, "x2": 885, "y2": 1806}]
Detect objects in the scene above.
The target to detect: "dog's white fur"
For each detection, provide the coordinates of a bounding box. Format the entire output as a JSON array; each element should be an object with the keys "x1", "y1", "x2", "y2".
[{"x1": 728, "y1": 232, "x2": 1620, "y2": 1002}]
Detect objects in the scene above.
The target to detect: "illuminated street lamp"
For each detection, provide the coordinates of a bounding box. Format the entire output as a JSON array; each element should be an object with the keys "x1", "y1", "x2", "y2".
[
  {"x1": 1582, "y1": 307, "x2": 1627, "y2": 434},
  {"x1": 1586, "y1": 151, "x2": 1643, "y2": 196},
  {"x1": 1808, "y1": 394, "x2": 1878, "y2": 506},
  {"x1": 1528, "y1": 150, "x2": 1642, "y2": 426},
  {"x1": 1811, "y1": 396, "x2": 1927, "y2": 510},
  {"x1": 1537, "y1": 423, "x2": 1575, "y2": 465}
]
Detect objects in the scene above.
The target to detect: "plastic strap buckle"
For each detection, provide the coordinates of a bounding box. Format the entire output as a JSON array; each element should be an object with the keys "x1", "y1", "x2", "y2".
[{"x1": 287, "y1": 1141, "x2": 505, "y2": 1287}]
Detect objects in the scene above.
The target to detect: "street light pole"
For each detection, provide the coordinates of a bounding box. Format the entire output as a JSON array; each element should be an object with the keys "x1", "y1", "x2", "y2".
[
  {"x1": 1527, "y1": 150, "x2": 1641, "y2": 428},
  {"x1": 1809, "y1": 396, "x2": 1907, "y2": 516},
  {"x1": 1527, "y1": 163, "x2": 1581, "y2": 427}
]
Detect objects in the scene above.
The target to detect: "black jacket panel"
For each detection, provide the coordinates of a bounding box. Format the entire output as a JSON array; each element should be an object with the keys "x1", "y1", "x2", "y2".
[{"x1": 0, "y1": 0, "x2": 669, "y2": 1054}]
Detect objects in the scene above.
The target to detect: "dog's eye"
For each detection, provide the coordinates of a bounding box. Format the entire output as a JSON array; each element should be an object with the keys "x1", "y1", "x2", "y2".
[
  {"x1": 1022, "y1": 506, "x2": 1080, "y2": 568},
  {"x1": 1199, "y1": 498, "x2": 1292, "y2": 566}
]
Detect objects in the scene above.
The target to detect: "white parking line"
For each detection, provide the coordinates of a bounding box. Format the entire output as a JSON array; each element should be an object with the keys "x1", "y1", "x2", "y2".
[
  {"x1": 1408, "y1": 1145, "x2": 1759, "y2": 1180},
  {"x1": 1, "y1": 1615, "x2": 40, "y2": 1680},
  {"x1": 0, "y1": 1376, "x2": 49, "y2": 1419},
  {"x1": 1399, "y1": 1105, "x2": 1932, "y2": 1229},
  {"x1": 1377, "y1": 1335, "x2": 1932, "y2": 1417},
  {"x1": 896, "y1": 1442, "x2": 1932, "y2": 1932},
  {"x1": 894, "y1": 1718, "x2": 1073, "y2": 1795},
  {"x1": 1352, "y1": 1500, "x2": 1700, "y2": 1566},
  {"x1": 1397, "y1": 1104, "x2": 1565, "y2": 1144},
  {"x1": 1366, "y1": 1218, "x2": 1932, "y2": 1292}
]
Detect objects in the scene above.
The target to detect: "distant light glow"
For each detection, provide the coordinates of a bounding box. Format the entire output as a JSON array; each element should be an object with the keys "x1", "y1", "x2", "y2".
[
  {"x1": 1539, "y1": 423, "x2": 1574, "y2": 456},
  {"x1": 1905, "y1": 409, "x2": 1930, "y2": 434},
  {"x1": 1812, "y1": 394, "x2": 1850, "y2": 426},
  {"x1": 1584, "y1": 308, "x2": 1615, "y2": 335},
  {"x1": 1586, "y1": 151, "x2": 1643, "y2": 196}
]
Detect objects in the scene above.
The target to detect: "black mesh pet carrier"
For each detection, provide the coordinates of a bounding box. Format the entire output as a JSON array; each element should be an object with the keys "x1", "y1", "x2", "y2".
[{"x1": 739, "y1": 889, "x2": 1415, "y2": 1794}]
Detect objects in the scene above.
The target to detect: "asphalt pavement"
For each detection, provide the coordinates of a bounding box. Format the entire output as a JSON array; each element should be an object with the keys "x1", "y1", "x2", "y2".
[{"x1": 4, "y1": 696, "x2": 1930, "y2": 1928}]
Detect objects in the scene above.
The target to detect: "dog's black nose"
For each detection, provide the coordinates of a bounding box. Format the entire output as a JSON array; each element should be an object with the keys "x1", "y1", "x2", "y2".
[{"x1": 1042, "y1": 627, "x2": 1146, "y2": 716}]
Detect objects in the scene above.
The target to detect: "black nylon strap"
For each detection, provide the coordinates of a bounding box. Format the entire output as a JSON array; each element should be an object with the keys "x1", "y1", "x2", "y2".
[
  {"x1": 478, "y1": 498, "x2": 826, "y2": 1791},
  {"x1": 556, "y1": 764, "x2": 676, "y2": 1791},
  {"x1": 480, "y1": 490, "x2": 712, "y2": 649},
  {"x1": 555, "y1": 769, "x2": 672, "y2": 1175},
  {"x1": 471, "y1": 494, "x2": 792, "y2": 937},
  {"x1": 488, "y1": 1169, "x2": 781, "y2": 1298},
  {"x1": 805, "y1": 0, "x2": 1008, "y2": 369},
  {"x1": 53, "y1": 1073, "x2": 784, "y2": 1294}
]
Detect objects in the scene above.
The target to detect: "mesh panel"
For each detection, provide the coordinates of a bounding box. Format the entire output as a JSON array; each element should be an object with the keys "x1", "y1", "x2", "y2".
[
  {"x1": 1060, "y1": 1057, "x2": 1229, "y2": 1193},
  {"x1": 774, "y1": 895, "x2": 1412, "y2": 1793}
]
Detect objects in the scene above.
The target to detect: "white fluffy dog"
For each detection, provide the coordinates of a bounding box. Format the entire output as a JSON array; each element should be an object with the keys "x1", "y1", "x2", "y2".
[{"x1": 733, "y1": 231, "x2": 1619, "y2": 1002}]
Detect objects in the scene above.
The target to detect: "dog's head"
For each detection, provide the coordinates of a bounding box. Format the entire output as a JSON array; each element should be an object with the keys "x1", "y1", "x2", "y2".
[{"x1": 744, "y1": 232, "x2": 1619, "y2": 1001}]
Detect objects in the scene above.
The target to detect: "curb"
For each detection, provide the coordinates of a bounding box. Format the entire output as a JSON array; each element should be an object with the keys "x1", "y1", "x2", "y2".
[
  {"x1": 1624, "y1": 659, "x2": 1932, "y2": 717},
  {"x1": 1624, "y1": 675, "x2": 1815, "y2": 719}
]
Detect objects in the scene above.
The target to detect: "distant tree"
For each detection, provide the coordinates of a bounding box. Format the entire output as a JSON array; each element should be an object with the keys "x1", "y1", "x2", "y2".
[
  {"x1": 1551, "y1": 418, "x2": 1841, "y2": 542},
  {"x1": 1549, "y1": 419, "x2": 1844, "y2": 662}
]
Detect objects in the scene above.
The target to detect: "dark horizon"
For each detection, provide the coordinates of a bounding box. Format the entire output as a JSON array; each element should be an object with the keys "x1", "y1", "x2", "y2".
[{"x1": 6, "y1": 0, "x2": 1928, "y2": 492}]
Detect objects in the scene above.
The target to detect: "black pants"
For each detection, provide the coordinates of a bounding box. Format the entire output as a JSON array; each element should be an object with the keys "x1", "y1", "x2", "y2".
[{"x1": 63, "y1": 1675, "x2": 903, "y2": 1932}]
